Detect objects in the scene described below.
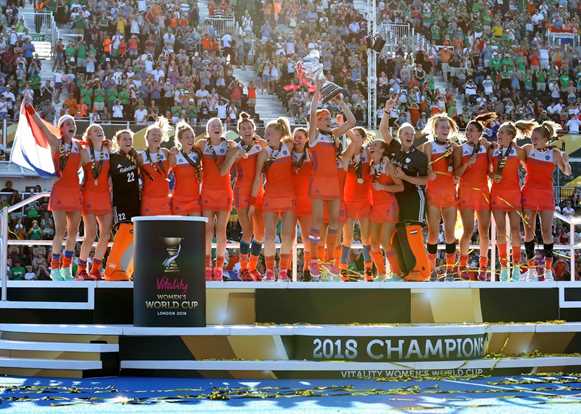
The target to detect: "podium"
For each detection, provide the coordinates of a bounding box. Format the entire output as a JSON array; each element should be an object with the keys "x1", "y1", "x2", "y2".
[{"x1": 132, "y1": 216, "x2": 208, "y2": 327}]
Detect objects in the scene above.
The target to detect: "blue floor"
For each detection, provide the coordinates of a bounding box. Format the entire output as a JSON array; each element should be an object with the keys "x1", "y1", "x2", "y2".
[{"x1": 1, "y1": 374, "x2": 581, "y2": 413}]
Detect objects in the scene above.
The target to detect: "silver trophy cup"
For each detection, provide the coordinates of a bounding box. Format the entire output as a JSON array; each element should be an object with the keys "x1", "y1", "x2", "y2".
[{"x1": 299, "y1": 50, "x2": 346, "y2": 104}]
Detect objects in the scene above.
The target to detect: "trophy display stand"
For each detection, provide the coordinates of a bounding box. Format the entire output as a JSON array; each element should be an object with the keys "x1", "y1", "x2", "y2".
[{"x1": 132, "y1": 216, "x2": 208, "y2": 327}]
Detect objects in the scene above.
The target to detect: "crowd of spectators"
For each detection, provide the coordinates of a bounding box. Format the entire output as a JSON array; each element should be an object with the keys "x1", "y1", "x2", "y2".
[
  {"x1": 228, "y1": 0, "x2": 581, "y2": 134},
  {"x1": 376, "y1": 0, "x2": 581, "y2": 134},
  {"x1": 0, "y1": 0, "x2": 260, "y2": 127},
  {"x1": 2, "y1": 1, "x2": 580, "y2": 132}
]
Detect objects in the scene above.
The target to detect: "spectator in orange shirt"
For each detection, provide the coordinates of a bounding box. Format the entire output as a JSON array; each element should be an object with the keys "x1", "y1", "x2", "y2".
[
  {"x1": 103, "y1": 37, "x2": 112, "y2": 56},
  {"x1": 64, "y1": 97, "x2": 79, "y2": 115}
]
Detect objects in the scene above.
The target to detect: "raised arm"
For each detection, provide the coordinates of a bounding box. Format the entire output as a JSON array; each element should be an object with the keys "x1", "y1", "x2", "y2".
[
  {"x1": 338, "y1": 129, "x2": 360, "y2": 170},
  {"x1": 308, "y1": 84, "x2": 322, "y2": 143},
  {"x1": 379, "y1": 95, "x2": 398, "y2": 144},
  {"x1": 28, "y1": 106, "x2": 61, "y2": 151},
  {"x1": 331, "y1": 95, "x2": 356, "y2": 138}
]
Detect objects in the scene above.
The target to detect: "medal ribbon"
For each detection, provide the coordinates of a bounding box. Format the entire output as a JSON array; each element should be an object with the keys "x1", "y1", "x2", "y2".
[
  {"x1": 494, "y1": 142, "x2": 513, "y2": 183},
  {"x1": 90, "y1": 141, "x2": 105, "y2": 182}
]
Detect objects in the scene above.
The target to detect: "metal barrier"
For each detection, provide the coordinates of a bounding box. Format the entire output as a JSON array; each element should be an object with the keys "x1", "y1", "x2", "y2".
[
  {"x1": 378, "y1": 22, "x2": 413, "y2": 57},
  {"x1": 205, "y1": 15, "x2": 237, "y2": 36},
  {"x1": 1, "y1": 192, "x2": 50, "y2": 300},
  {"x1": 547, "y1": 30, "x2": 579, "y2": 47},
  {"x1": 1, "y1": 190, "x2": 580, "y2": 298}
]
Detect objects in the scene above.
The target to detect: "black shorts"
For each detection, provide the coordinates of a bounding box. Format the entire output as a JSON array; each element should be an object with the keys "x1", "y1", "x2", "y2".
[
  {"x1": 396, "y1": 188, "x2": 426, "y2": 224},
  {"x1": 113, "y1": 203, "x2": 140, "y2": 224}
]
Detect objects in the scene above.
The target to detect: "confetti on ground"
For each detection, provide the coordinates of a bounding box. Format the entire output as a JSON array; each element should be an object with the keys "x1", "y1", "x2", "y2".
[{"x1": 1, "y1": 373, "x2": 581, "y2": 413}]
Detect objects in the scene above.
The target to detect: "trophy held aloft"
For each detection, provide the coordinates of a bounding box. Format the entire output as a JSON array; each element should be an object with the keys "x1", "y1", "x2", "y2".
[{"x1": 298, "y1": 50, "x2": 346, "y2": 104}]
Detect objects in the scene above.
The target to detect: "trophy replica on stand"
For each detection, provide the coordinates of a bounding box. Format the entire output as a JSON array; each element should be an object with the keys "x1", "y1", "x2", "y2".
[{"x1": 297, "y1": 50, "x2": 346, "y2": 103}]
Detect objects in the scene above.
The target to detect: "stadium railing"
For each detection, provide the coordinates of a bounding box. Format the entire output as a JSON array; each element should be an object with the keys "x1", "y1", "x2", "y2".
[
  {"x1": 205, "y1": 15, "x2": 237, "y2": 36},
  {"x1": 1, "y1": 192, "x2": 580, "y2": 299}
]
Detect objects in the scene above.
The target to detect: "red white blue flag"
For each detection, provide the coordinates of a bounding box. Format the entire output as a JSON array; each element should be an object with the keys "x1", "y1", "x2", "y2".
[{"x1": 10, "y1": 104, "x2": 58, "y2": 177}]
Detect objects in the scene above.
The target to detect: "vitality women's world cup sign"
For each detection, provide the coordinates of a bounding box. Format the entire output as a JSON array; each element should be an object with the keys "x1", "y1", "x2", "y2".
[{"x1": 132, "y1": 216, "x2": 207, "y2": 327}]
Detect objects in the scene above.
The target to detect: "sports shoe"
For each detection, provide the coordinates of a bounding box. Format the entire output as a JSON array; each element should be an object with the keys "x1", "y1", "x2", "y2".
[
  {"x1": 544, "y1": 269, "x2": 554, "y2": 281},
  {"x1": 477, "y1": 268, "x2": 489, "y2": 281},
  {"x1": 499, "y1": 267, "x2": 510, "y2": 282},
  {"x1": 385, "y1": 274, "x2": 403, "y2": 282},
  {"x1": 248, "y1": 269, "x2": 262, "y2": 281},
  {"x1": 309, "y1": 260, "x2": 321, "y2": 281},
  {"x1": 240, "y1": 269, "x2": 252, "y2": 281},
  {"x1": 302, "y1": 269, "x2": 311, "y2": 282},
  {"x1": 60, "y1": 267, "x2": 74, "y2": 281},
  {"x1": 212, "y1": 267, "x2": 223, "y2": 281},
  {"x1": 50, "y1": 268, "x2": 63, "y2": 281},
  {"x1": 75, "y1": 269, "x2": 89, "y2": 281},
  {"x1": 364, "y1": 268, "x2": 374, "y2": 282},
  {"x1": 511, "y1": 267, "x2": 521, "y2": 282},
  {"x1": 263, "y1": 269, "x2": 275, "y2": 281},
  {"x1": 524, "y1": 268, "x2": 538, "y2": 282},
  {"x1": 205, "y1": 267, "x2": 213, "y2": 281},
  {"x1": 278, "y1": 269, "x2": 289, "y2": 281}
]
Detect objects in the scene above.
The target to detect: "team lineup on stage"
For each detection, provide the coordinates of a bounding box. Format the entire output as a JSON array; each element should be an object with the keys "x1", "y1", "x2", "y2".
[{"x1": 23, "y1": 79, "x2": 572, "y2": 283}]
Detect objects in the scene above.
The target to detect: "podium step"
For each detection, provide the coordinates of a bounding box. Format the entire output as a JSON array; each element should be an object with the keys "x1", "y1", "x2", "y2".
[
  {"x1": 120, "y1": 356, "x2": 581, "y2": 372},
  {"x1": 0, "y1": 357, "x2": 101, "y2": 370},
  {"x1": 0, "y1": 339, "x2": 118, "y2": 352}
]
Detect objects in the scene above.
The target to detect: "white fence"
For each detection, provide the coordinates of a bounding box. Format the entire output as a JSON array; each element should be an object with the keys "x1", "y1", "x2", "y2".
[
  {"x1": 1, "y1": 192, "x2": 581, "y2": 300},
  {"x1": 206, "y1": 15, "x2": 237, "y2": 36}
]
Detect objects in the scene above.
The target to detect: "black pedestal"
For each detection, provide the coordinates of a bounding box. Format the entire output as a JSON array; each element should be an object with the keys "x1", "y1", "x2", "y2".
[{"x1": 132, "y1": 216, "x2": 207, "y2": 327}]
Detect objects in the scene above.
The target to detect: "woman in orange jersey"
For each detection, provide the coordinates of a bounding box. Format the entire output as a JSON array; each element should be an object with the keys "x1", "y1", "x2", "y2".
[
  {"x1": 368, "y1": 140, "x2": 403, "y2": 280},
  {"x1": 227, "y1": 112, "x2": 266, "y2": 281},
  {"x1": 76, "y1": 124, "x2": 112, "y2": 280},
  {"x1": 31, "y1": 110, "x2": 82, "y2": 281},
  {"x1": 453, "y1": 113, "x2": 495, "y2": 281},
  {"x1": 522, "y1": 121, "x2": 571, "y2": 281},
  {"x1": 291, "y1": 127, "x2": 313, "y2": 280},
  {"x1": 308, "y1": 84, "x2": 356, "y2": 280},
  {"x1": 422, "y1": 114, "x2": 459, "y2": 278},
  {"x1": 137, "y1": 118, "x2": 171, "y2": 216},
  {"x1": 169, "y1": 121, "x2": 202, "y2": 216},
  {"x1": 490, "y1": 121, "x2": 528, "y2": 282},
  {"x1": 340, "y1": 127, "x2": 373, "y2": 280},
  {"x1": 252, "y1": 118, "x2": 296, "y2": 281},
  {"x1": 199, "y1": 117, "x2": 240, "y2": 281}
]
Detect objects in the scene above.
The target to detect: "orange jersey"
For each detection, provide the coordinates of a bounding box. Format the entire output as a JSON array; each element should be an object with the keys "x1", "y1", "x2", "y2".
[
  {"x1": 49, "y1": 139, "x2": 82, "y2": 212},
  {"x1": 459, "y1": 143, "x2": 489, "y2": 190},
  {"x1": 309, "y1": 132, "x2": 341, "y2": 200},
  {"x1": 490, "y1": 145, "x2": 520, "y2": 192},
  {"x1": 292, "y1": 150, "x2": 312, "y2": 217},
  {"x1": 263, "y1": 143, "x2": 295, "y2": 213},
  {"x1": 522, "y1": 148, "x2": 556, "y2": 211},
  {"x1": 139, "y1": 149, "x2": 171, "y2": 215},
  {"x1": 233, "y1": 141, "x2": 263, "y2": 209},
  {"x1": 344, "y1": 148, "x2": 372, "y2": 205},
  {"x1": 490, "y1": 144, "x2": 521, "y2": 211},
  {"x1": 201, "y1": 139, "x2": 233, "y2": 212},
  {"x1": 171, "y1": 150, "x2": 202, "y2": 215},
  {"x1": 426, "y1": 141, "x2": 456, "y2": 208},
  {"x1": 369, "y1": 159, "x2": 399, "y2": 223},
  {"x1": 344, "y1": 148, "x2": 372, "y2": 219},
  {"x1": 458, "y1": 143, "x2": 490, "y2": 211},
  {"x1": 81, "y1": 148, "x2": 111, "y2": 215}
]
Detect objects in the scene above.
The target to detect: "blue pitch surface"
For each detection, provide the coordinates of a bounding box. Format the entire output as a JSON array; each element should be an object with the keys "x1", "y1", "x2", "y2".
[{"x1": 1, "y1": 374, "x2": 581, "y2": 413}]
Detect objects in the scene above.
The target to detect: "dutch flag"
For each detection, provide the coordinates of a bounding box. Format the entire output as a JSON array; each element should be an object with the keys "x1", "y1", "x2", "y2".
[{"x1": 10, "y1": 104, "x2": 58, "y2": 177}]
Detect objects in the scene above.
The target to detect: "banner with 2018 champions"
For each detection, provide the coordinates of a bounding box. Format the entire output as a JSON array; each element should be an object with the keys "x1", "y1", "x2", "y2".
[{"x1": 132, "y1": 217, "x2": 207, "y2": 327}]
